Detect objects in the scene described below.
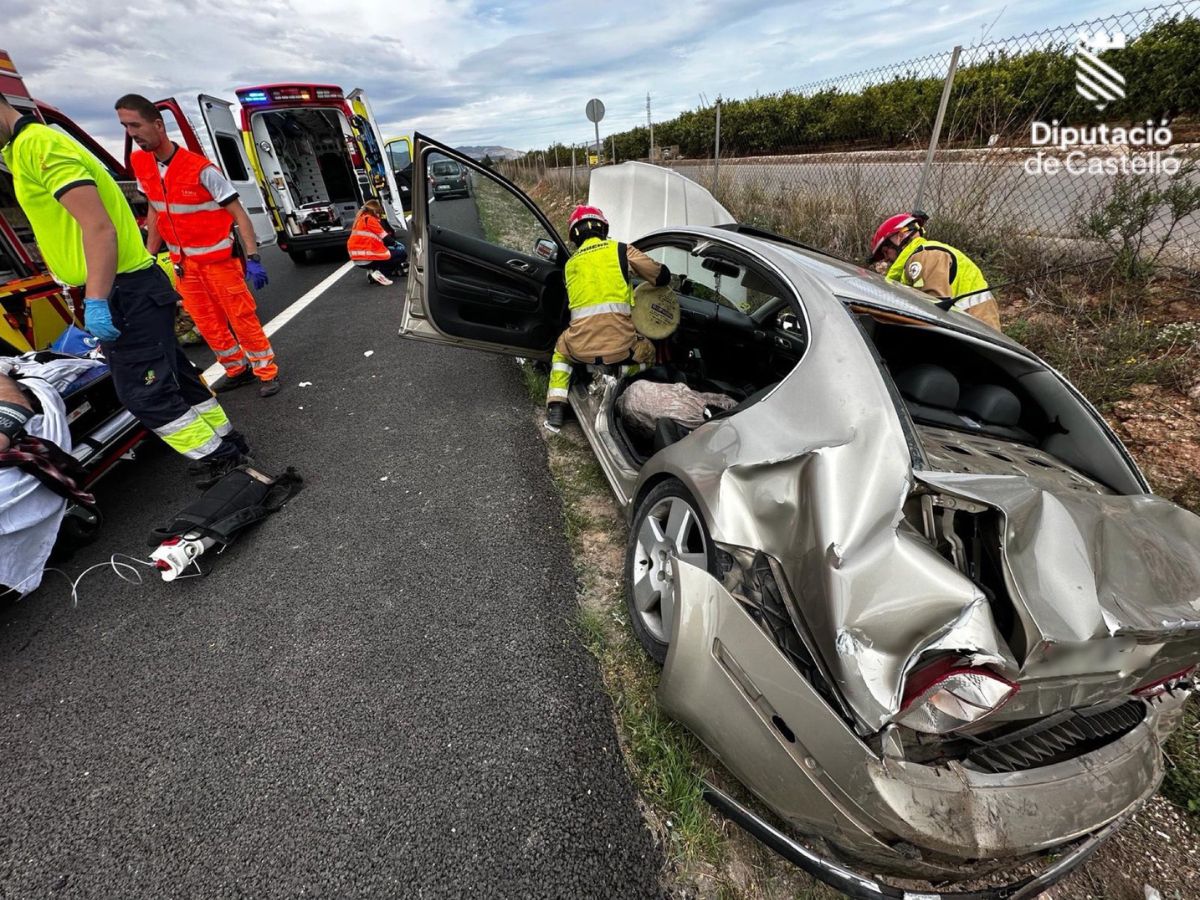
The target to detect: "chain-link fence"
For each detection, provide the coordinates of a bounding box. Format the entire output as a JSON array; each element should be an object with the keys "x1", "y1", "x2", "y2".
[{"x1": 504, "y1": 2, "x2": 1200, "y2": 272}]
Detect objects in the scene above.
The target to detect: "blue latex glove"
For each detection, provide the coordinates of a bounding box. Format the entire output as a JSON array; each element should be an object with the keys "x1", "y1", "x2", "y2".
[
  {"x1": 83, "y1": 298, "x2": 121, "y2": 343},
  {"x1": 246, "y1": 258, "x2": 269, "y2": 291}
]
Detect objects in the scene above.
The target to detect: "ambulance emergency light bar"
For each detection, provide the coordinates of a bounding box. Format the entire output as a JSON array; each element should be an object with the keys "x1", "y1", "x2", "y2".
[{"x1": 237, "y1": 85, "x2": 344, "y2": 104}]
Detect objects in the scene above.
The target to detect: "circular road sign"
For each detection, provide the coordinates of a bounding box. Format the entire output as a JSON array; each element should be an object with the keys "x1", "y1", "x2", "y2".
[{"x1": 585, "y1": 98, "x2": 606, "y2": 123}]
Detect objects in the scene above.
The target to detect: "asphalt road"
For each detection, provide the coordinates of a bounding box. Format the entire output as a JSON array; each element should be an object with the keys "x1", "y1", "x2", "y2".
[{"x1": 0, "y1": 247, "x2": 663, "y2": 898}]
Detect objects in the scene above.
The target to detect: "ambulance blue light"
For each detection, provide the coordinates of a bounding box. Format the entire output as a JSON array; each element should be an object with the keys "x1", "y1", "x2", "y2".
[{"x1": 243, "y1": 91, "x2": 269, "y2": 103}]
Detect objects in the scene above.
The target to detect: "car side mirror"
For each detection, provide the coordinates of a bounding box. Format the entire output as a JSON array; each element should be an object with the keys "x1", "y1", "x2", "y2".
[{"x1": 534, "y1": 238, "x2": 558, "y2": 262}]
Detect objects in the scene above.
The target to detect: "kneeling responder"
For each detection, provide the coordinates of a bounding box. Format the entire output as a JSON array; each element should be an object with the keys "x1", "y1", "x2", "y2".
[
  {"x1": 545, "y1": 206, "x2": 670, "y2": 430},
  {"x1": 870, "y1": 214, "x2": 1001, "y2": 330},
  {"x1": 348, "y1": 199, "x2": 408, "y2": 285},
  {"x1": 116, "y1": 94, "x2": 281, "y2": 398},
  {"x1": 0, "y1": 93, "x2": 249, "y2": 487}
]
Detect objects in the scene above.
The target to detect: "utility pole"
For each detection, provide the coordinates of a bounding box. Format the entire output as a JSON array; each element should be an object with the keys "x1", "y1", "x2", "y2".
[
  {"x1": 571, "y1": 143, "x2": 577, "y2": 202},
  {"x1": 554, "y1": 146, "x2": 560, "y2": 170},
  {"x1": 713, "y1": 99, "x2": 722, "y2": 191},
  {"x1": 611, "y1": 134, "x2": 617, "y2": 165},
  {"x1": 647, "y1": 93, "x2": 655, "y2": 160}
]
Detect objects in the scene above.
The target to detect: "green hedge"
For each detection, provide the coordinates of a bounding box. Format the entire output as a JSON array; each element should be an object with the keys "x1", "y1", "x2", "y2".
[{"x1": 529, "y1": 16, "x2": 1200, "y2": 162}]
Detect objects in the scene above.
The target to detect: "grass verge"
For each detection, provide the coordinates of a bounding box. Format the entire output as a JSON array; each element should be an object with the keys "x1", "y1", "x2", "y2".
[{"x1": 521, "y1": 360, "x2": 835, "y2": 897}]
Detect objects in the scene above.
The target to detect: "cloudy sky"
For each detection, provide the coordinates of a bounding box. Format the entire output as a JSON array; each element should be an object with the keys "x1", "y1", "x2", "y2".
[{"x1": 5, "y1": 0, "x2": 1143, "y2": 155}]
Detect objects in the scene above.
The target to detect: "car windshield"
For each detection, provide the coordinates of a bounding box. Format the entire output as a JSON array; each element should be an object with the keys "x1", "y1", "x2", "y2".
[{"x1": 431, "y1": 162, "x2": 460, "y2": 176}]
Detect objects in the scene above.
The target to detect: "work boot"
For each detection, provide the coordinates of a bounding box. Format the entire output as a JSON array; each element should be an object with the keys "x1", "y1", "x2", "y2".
[
  {"x1": 544, "y1": 402, "x2": 566, "y2": 431},
  {"x1": 226, "y1": 430, "x2": 252, "y2": 457},
  {"x1": 192, "y1": 453, "x2": 249, "y2": 491},
  {"x1": 258, "y1": 378, "x2": 281, "y2": 398},
  {"x1": 214, "y1": 368, "x2": 255, "y2": 393},
  {"x1": 368, "y1": 270, "x2": 394, "y2": 286}
]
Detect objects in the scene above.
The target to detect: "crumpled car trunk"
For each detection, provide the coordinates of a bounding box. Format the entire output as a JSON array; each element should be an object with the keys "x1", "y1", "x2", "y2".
[{"x1": 915, "y1": 472, "x2": 1200, "y2": 714}]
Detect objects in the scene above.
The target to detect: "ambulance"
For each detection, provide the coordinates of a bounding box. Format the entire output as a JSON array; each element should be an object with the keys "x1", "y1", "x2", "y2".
[
  {"x1": 0, "y1": 50, "x2": 135, "y2": 353},
  {"x1": 147, "y1": 84, "x2": 403, "y2": 264},
  {"x1": 0, "y1": 50, "x2": 149, "y2": 504}
]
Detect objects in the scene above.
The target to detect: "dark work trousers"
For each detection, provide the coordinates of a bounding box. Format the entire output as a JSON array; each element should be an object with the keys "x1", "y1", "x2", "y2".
[{"x1": 100, "y1": 264, "x2": 240, "y2": 461}]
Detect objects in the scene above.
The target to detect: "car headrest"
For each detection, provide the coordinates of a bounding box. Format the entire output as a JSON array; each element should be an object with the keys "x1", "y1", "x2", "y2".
[
  {"x1": 895, "y1": 364, "x2": 959, "y2": 410},
  {"x1": 959, "y1": 384, "x2": 1021, "y2": 427}
]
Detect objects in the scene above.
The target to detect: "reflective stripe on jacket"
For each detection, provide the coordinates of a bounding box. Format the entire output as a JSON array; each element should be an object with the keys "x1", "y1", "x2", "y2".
[
  {"x1": 131, "y1": 147, "x2": 234, "y2": 265},
  {"x1": 886, "y1": 237, "x2": 990, "y2": 308},
  {"x1": 564, "y1": 238, "x2": 633, "y2": 319},
  {"x1": 347, "y1": 212, "x2": 391, "y2": 261}
]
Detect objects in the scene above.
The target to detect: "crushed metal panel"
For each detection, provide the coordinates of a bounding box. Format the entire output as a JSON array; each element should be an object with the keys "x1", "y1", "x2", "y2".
[
  {"x1": 587, "y1": 162, "x2": 736, "y2": 242},
  {"x1": 917, "y1": 471, "x2": 1200, "y2": 649},
  {"x1": 639, "y1": 268, "x2": 1010, "y2": 728},
  {"x1": 660, "y1": 560, "x2": 1162, "y2": 867}
]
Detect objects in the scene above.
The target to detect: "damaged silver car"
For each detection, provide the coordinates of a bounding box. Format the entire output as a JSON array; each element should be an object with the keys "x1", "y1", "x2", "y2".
[{"x1": 399, "y1": 134, "x2": 1200, "y2": 898}]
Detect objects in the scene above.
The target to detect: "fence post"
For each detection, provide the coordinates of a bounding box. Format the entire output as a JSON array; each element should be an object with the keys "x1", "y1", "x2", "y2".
[
  {"x1": 915, "y1": 45, "x2": 961, "y2": 212},
  {"x1": 713, "y1": 99, "x2": 722, "y2": 192}
]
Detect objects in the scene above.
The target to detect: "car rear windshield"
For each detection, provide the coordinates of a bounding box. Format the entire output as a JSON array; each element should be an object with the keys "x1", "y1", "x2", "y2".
[{"x1": 431, "y1": 162, "x2": 460, "y2": 176}]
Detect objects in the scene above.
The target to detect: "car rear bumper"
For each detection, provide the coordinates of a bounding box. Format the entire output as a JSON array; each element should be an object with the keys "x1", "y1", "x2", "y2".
[
  {"x1": 277, "y1": 230, "x2": 349, "y2": 253},
  {"x1": 658, "y1": 560, "x2": 1168, "y2": 880},
  {"x1": 704, "y1": 781, "x2": 1126, "y2": 899}
]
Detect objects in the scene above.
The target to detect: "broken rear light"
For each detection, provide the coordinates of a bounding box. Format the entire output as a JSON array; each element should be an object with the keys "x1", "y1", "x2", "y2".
[
  {"x1": 1133, "y1": 665, "x2": 1196, "y2": 698},
  {"x1": 895, "y1": 658, "x2": 1018, "y2": 734}
]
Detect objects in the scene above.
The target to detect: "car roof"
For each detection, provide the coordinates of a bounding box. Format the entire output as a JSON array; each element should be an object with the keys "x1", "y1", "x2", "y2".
[{"x1": 639, "y1": 224, "x2": 1025, "y2": 349}]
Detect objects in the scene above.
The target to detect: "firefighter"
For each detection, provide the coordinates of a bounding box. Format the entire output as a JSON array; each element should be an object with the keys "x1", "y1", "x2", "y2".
[
  {"x1": 545, "y1": 206, "x2": 671, "y2": 430},
  {"x1": 0, "y1": 94, "x2": 249, "y2": 486},
  {"x1": 115, "y1": 94, "x2": 281, "y2": 398},
  {"x1": 870, "y1": 213, "x2": 1002, "y2": 330},
  {"x1": 348, "y1": 199, "x2": 407, "y2": 285}
]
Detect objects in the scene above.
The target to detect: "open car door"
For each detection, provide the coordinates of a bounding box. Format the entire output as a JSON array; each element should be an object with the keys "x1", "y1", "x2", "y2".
[
  {"x1": 399, "y1": 133, "x2": 569, "y2": 360},
  {"x1": 347, "y1": 89, "x2": 405, "y2": 230},
  {"x1": 197, "y1": 95, "x2": 276, "y2": 247}
]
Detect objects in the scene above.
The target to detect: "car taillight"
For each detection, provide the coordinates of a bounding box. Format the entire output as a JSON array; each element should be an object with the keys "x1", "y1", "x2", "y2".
[
  {"x1": 1133, "y1": 665, "x2": 1196, "y2": 698},
  {"x1": 895, "y1": 658, "x2": 1018, "y2": 734}
]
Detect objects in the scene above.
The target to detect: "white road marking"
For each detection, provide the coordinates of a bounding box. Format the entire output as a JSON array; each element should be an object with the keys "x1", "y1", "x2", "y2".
[{"x1": 202, "y1": 262, "x2": 354, "y2": 384}]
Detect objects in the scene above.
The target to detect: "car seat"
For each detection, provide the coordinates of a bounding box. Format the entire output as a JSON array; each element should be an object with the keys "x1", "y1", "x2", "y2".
[
  {"x1": 894, "y1": 364, "x2": 963, "y2": 429},
  {"x1": 957, "y1": 383, "x2": 1036, "y2": 444}
]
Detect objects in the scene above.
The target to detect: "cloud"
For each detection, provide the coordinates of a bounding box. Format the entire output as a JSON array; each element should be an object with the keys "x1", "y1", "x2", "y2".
[{"x1": 3, "y1": 0, "x2": 1143, "y2": 155}]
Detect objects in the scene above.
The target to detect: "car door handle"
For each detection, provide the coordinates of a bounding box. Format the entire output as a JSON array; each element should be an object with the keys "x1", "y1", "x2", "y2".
[{"x1": 506, "y1": 259, "x2": 533, "y2": 273}]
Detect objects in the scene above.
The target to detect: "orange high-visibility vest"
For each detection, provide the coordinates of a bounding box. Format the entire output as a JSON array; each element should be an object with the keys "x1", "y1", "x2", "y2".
[
  {"x1": 347, "y1": 212, "x2": 390, "y2": 262},
  {"x1": 131, "y1": 147, "x2": 235, "y2": 265}
]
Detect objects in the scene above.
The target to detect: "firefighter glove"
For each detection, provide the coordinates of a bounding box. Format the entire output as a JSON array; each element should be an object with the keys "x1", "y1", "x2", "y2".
[
  {"x1": 246, "y1": 259, "x2": 269, "y2": 291},
  {"x1": 83, "y1": 298, "x2": 121, "y2": 343}
]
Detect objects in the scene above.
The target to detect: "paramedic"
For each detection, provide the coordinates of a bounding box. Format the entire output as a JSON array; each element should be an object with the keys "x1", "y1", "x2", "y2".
[
  {"x1": 545, "y1": 206, "x2": 670, "y2": 430},
  {"x1": 348, "y1": 199, "x2": 407, "y2": 285},
  {"x1": 0, "y1": 93, "x2": 249, "y2": 487},
  {"x1": 115, "y1": 94, "x2": 281, "y2": 397}
]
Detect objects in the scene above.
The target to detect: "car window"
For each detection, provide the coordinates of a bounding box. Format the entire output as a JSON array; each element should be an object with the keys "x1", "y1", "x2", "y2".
[
  {"x1": 387, "y1": 141, "x2": 410, "y2": 173},
  {"x1": 425, "y1": 150, "x2": 555, "y2": 258},
  {"x1": 430, "y1": 161, "x2": 459, "y2": 176},
  {"x1": 647, "y1": 243, "x2": 784, "y2": 315}
]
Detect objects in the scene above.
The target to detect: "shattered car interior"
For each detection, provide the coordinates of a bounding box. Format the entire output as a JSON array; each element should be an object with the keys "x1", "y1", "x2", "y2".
[{"x1": 397, "y1": 141, "x2": 1200, "y2": 897}]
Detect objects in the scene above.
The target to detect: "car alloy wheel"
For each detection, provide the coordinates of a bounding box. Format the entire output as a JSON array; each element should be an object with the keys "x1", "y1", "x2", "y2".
[{"x1": 626, "y1": 479, "x2": 713, "y2": 664}]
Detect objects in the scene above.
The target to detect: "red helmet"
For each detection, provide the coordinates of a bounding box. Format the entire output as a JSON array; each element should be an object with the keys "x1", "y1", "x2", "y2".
[
  {"x1": 568, "y1": 205, "x2": 609, "y2": 244},
  {"x1": 870, "y1": 213, "x2": 922, "y2": 259}
]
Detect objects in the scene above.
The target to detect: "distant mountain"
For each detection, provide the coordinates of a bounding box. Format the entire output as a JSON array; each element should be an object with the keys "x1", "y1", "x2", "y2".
[{"x1": 456, "y1": 145, "x2": 522, "y2": 161}]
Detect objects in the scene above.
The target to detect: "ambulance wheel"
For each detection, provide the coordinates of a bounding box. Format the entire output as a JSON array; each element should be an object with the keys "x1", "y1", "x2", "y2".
[
  {"x1": 48, "y1": 505, "x2": 102, "y2": 563},
  {"x1": 288, "y1": 249, "x2": 308, "y2": 265}
]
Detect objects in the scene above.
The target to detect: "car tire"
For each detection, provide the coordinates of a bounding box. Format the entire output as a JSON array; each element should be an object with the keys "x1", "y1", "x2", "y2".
[
  {"x1": 287, "y1": 249, "x2": 308, "y2": 265},
  {"x1": 624, "y1": 478, "x2": 715, "y2": 665}
]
